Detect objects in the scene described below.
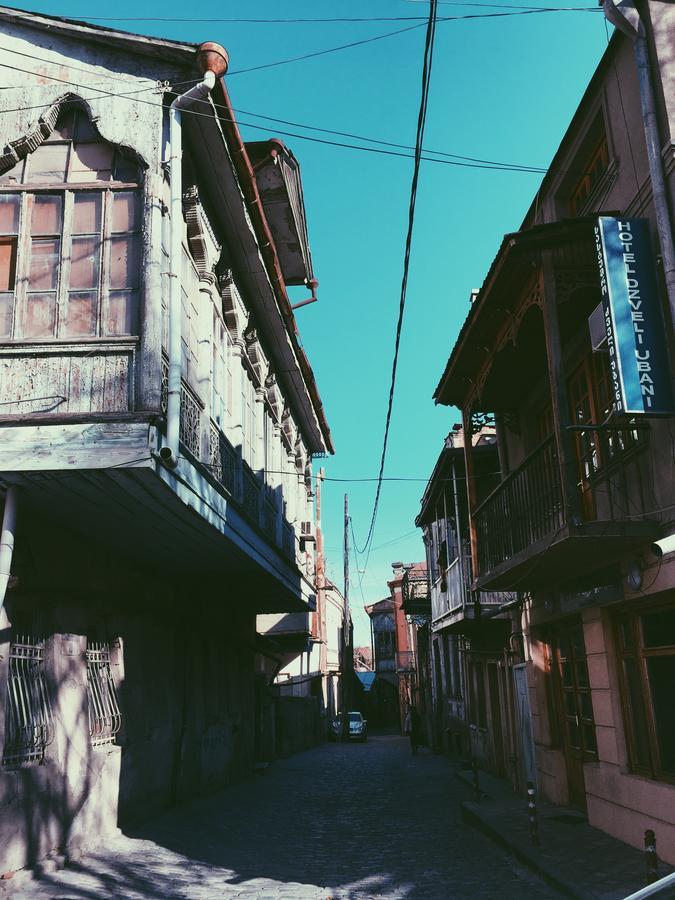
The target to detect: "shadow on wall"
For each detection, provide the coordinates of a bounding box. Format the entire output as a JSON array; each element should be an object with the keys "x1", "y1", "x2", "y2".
[{"x1": 0, "y1": 588, "x2": 258, "y2": 877}]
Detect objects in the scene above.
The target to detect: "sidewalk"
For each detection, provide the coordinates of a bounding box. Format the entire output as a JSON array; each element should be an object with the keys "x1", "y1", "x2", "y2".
[{"x1": 457, "y1": 766, "x2": 672, "y2": 900}]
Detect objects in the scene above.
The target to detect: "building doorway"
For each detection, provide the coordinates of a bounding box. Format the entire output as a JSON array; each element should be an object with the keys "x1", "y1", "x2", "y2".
[{"x1": 553, "y1": 621, "x2": 597, "y2": 810}]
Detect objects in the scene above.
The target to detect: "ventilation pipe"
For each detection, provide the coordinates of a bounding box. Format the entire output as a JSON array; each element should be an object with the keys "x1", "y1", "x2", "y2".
[
  {"x1": 0, "y1": 487, "x2": 17, "y2": 615},
  {"x1": 602, "y1": 0, "x2": 675, "y2": 330},
  {"x1": 161, "y1": 43, "x2": 228, "y2": 468}
]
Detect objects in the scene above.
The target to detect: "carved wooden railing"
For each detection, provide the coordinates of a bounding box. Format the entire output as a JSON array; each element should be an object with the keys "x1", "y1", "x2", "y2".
[{"x1": 474, "y1": 435, "x2": 563, "y2": 577}]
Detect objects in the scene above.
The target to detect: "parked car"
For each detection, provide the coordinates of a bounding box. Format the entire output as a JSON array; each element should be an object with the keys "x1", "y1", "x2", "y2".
[{"x1": 330, "y1": 711, "x2": 368, "y2": 742}]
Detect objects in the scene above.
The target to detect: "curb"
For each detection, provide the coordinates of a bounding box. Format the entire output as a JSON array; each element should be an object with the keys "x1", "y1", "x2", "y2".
[{"x1": 460, "y1": 800, "x2": 594, "y2": 900}]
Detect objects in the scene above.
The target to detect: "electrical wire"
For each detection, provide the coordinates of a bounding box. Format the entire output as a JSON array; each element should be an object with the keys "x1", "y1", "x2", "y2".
[
  {"x1": 0, "y1": 48, "x2": 589, "y2": 177},
  {"x1": 354, "y1": 0, "x2": 439, "y2": 564},
  {"x1": 56, "y1": 7, "x2": 601, "y2": 22},
  {"x1": 225, "y1": 8, "x2": 598, "y2": 77}
]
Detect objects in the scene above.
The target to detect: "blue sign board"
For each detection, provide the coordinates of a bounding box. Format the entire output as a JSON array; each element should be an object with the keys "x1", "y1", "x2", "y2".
[{"x1": 595, "y1": 217, "x2": 674, "y2": 415}]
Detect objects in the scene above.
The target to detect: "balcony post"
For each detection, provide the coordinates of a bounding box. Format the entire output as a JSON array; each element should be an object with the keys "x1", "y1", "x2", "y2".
[
  {"x1": 461, "y1": 406, "x2": 480, "y2": 585},
  {"x1": 540, "y1": 250, "x2": 582, "y2": 525}
]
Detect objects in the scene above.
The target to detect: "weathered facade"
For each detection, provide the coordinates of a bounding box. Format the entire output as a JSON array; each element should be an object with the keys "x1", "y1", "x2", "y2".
[
  {"x1": 416, "y1": 427, "x2": 520, "y2": 771},
  {"x1": 0, "y1": 7, "x2": 331, "y2": 875},
  {"x1": 433, "y1": 0, "x2": 675, "y2": 863}
]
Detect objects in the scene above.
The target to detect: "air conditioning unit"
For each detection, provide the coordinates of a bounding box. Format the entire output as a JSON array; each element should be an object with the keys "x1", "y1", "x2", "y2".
[{"x1": 589, "y1": 302, "x2": 608, "y2": 352}]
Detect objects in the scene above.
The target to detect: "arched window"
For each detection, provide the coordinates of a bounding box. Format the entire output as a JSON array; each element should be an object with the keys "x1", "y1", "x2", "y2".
[{"x1": 0, "y1": 103, "x2": 142, "y2": 340}]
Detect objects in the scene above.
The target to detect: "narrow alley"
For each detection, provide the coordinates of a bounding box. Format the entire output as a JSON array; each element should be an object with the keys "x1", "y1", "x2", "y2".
[{"x1": 12, "y1": 736, "x2": 558, "y2": 900}]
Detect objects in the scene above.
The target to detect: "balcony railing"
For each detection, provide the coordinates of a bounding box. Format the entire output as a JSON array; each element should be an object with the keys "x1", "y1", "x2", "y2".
[
  {"x1": 401, "y1": 568, "x2": 430, "y2": 615},
  {"x1": 474, "y1": 434, "x2": 563, "y2": 577},
  {"x1": 242, "y1": 461, "x2": 262, "y2": 523},
  {"x1": 281, "y1": 520, "x2": 296, "y2": 562},
  {"x1": 160, "y1": 359, "x2": 305, "y2": 568},
  {"x1": 209, "y1": 421, "x2": 237, "y2": 496},
  {"x1": 473, "y1": 428, "x2": 654, "y2": 586}
]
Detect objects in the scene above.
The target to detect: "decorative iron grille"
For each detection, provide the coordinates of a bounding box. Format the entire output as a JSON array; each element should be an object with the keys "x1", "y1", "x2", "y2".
[
  {"x1": 86, "y1": 641, "x2": 122, "y2": 748},
  {"x1": 263, "y1": 495, "x2": 277, "y2": 542},
  {"x1": 242, "y1": 463, "x2": 262, "y2": 524},
  {"x1": 2, "y1": 632, "x2": 53, "y2": 767},
  {"x1": 282, "y1": 521, "x2": 296, "y2": 561},
  {"x1": 179, "y1": 382, "x2": 201, "y2": 459},
  {"x1": 160, "y1": 355, "x2": 202, "y2": 460},
  {"x1": 209, "y1": 422, "x2": 237, "y2": 496}
]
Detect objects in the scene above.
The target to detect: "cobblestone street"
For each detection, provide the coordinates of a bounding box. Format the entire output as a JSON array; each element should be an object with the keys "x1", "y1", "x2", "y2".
[{"x1": 12, "y1": 735, "x2": 560, "y2": 900}]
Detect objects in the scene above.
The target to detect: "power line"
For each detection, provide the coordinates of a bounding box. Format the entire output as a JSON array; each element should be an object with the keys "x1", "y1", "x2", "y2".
[
  {"x1": 0, "y1": 59, "x2": 548, "y2": 174},
  {"x1": 54, "y1": 6, "x2": 601, "y2": 21},
  {"x1": 354, "y1": 0, "x2": 439, "y2": 562},
  {"x1": 225, "y1": 8, "x2": 599, "y2": 76},
  {"x1": 0, "y1": 48, "x2": 585, "y2": 176}
]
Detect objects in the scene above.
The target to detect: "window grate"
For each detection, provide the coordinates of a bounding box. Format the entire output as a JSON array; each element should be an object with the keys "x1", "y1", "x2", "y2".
[
  {"x1": 2, "y1": 632, "x2": 53, "y2": 768},
  {"x1": 86, "y1": 640, "x2": 122, "y2": 748}
]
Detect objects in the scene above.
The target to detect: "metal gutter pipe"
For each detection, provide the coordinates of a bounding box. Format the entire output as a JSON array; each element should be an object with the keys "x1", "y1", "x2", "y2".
[
  {"x1": 603, "y1": 0, "x2": 675, "y2": 329},
  {"x1": 161, "y1": 64, "x2": 219, "y2": 468},
  {"x1": 0, "y1": 487, "x2": 17, "y2": 615}
]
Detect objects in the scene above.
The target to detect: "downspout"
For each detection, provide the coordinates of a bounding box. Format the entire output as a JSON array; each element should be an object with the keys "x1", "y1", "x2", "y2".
[
  {"x1": 603, "y1": 0, "x2": 675, "y2": 328},
  {"x1": 0, "y1": 487, "x2": 17, "y2": 615},
  {"x1": 160, "y1": 44, "x2": 228, "y2": 468}
]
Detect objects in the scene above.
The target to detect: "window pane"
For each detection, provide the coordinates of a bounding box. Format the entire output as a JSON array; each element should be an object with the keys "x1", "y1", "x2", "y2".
[
  {"x1": 63, "y1": 291, "x2": 97, "y2": 337},
  {"x1": 0, "y1": 158, "x2": 25, "y2": 185},
  {"x1": 106, "y1": 290, "x2": 138, "y2": 335},
  {"x1": 28, "y1": 238, "x2": 60, "y2": 290},
  {"x1": 0, "y1": 195, "x2": 20, "y2": 233},
  {"x1": 113, "y1": 154, "x2": 140, "y2": 183},
  {"x1": 112, "y1": 191, "x2": 139, "y2": 233},
  {"x1": 110, "y1": 235, "x2": 139, "y2": 289},
  {"x1": 24, "y1": 292, "x2": 56, "y2": 337},
  {"x1": 70, "y1": 142, "x2": 114, "y2": 182},
  {"x1": 642, "y1": 610, "x2": 675, "y2": 648},
  {"x1": 29, "y1": 238, "x2": 60, "y2": 290},
  {"x1": 31, "y1": 195, "x2": 62, "y2": 235},
  {"x1": 0, "y1": 238, "x2": 17, "y2": 291},
  {"x1": 0, "y1": 293, "x2": 13, "y2": 337},
  {"x1": 646, "y1": 656, "x2": 675, "y2": 775},
  {"x1": 26, "y1": 144, "x2": 69, "y2": 183},
  {"x1": 70, "y1": 236, "x2": 101, "y2": 289},
  {"x1": 72, "y1": 193, "x2": 102, "y2": 234},
  {"x1": 623, "y1": 657, "x2": 651, "y2": 770},
  {"x1": 73, "y1": 111, "x2": 98, "y2": 143}
]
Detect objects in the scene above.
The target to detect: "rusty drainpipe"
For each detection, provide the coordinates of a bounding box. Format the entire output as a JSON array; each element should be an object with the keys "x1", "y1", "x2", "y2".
[{"x1": 209, "y1": 66, "x2": 333, "y2": 453}]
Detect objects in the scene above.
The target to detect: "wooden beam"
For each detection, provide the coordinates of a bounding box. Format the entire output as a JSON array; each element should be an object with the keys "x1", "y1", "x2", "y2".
[
  {"x1": 540, "y1": 251, "x2": 583, "y2": 526},
  {"x1": 461, "y1": 406, "x2": 480, "y2": 586}
]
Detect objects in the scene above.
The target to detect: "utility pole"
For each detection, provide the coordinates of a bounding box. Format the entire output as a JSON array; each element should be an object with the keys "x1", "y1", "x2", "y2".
[{"x1": 341, "y1": 493, "x2": 351, "y2": 741}]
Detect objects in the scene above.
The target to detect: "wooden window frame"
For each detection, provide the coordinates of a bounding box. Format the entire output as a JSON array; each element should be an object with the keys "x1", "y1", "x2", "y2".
[
  {"x1": 569, "y1": 133, "x2": 610, "y2": 217},
  {"x1": 1, "y1": 184, "x2": 141, "y2": 341},
  {"x1": 615, "y1": 602, "x2": 675, "y2": 784}
]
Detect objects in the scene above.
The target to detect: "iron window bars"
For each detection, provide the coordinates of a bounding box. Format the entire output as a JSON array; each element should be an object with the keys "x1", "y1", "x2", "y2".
[
  {"x1": 86, "y1": 640, "x2": 122, "y2": 748},
  {"x1": 2, "y1": 631, "x2": 53, "y2": 767}
]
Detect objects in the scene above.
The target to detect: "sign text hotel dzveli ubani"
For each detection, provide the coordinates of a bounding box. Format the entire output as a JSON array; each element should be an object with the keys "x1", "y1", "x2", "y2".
[{"x1": 595, "y1": 217, "x2": 674, "y2": 415}]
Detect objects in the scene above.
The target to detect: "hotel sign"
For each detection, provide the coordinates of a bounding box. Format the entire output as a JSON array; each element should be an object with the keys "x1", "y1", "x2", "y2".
[{"x1": 595, "y1": 216, "x2": 674, "y2": 415}]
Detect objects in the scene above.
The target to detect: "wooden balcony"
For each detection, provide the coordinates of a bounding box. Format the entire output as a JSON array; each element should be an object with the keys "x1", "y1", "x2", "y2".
[
  {"x1": 473, "y1": 432, "x2": 661, "y2": 590},
  {"x1": 401, "y1": 568, "x2": 430, "y2": 617}
]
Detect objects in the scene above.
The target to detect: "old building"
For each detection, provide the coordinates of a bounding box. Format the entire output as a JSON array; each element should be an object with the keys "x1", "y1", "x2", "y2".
[
  {"x1": 432, "y1": 0, "x2": 675, "y2": 863},
  {"x1": 257, "y1": 470, "x2": 347, "y2": 754},
  {"x1": 0, "y1": 7, "x2": 332, "y2": 875},
  {"x1": 416, "y1": 427, "x2": 520, "y2": 772}
]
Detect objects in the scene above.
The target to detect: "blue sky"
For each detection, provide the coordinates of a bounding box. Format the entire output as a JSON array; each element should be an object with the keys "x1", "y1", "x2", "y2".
[{"x1": 12, "y1": 0, "x2": 610, "y2": 642}]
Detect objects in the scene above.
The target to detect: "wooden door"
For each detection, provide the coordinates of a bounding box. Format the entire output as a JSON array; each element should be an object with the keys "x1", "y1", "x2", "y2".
[{"x1": 554, "y1": 622, "x2": 597, "y2": 809}]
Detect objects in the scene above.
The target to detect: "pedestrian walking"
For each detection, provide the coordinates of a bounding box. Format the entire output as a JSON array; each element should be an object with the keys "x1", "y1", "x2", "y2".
[{"x1": 404, "y1": 705, "x2": 422, "y2": 755}]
